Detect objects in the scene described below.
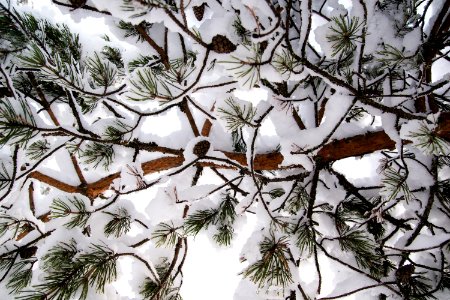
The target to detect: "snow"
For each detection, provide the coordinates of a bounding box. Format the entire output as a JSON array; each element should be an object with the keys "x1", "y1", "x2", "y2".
[
  {"x1": 402, "y1": 28, "x2": 422, "y2": 52},
  {"x1": 0, "y1": 1, "x2": 448, "y2": 300},
  {"x1": 289, "y1": 93, "x2": 354, "y2": 150}
]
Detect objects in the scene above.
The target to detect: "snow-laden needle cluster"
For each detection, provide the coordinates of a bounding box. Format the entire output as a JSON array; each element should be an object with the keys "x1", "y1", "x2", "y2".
[{"x1": 0, "y1": 0, "x2": 449, "y2": 299}]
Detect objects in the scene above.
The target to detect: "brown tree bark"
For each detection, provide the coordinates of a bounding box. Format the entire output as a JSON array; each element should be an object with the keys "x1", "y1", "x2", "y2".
[{"x1": 27, "y1": 115, "x2": 450, "y2": 199}]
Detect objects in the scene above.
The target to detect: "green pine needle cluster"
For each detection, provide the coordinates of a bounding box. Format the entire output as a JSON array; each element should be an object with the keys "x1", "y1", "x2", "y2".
[
  {"x1": 0, "y1": 163, "x2": 12, "y2": 190},
  {"x1": 26, "y1": 140, "x2": 50, "y2": 160},
  {"x1": 18, "y1": 241, "x2": 118, "y2": 300},
  {"x1": 7, "y1": 258, "x2": 36, "y2": 293},
  {"x1": 103, "y1": 120, "x2": 132, "y2": 141},
  {"x1": 222, "y1": 46, "x2": 262, "y2": 87},
  {"x1": 118, "y1": 21, "x2": 152, "y2": 41},
  {"x1": 333, "y1": 196, "x2": 367, "y2": 234},
  {"x1": 140, "y1": 260, "x2": 182, "y2": 300},
  {"x1": 295, "y1": 223, "x2": 316, "y2": 256},
  {"x1": 242, "y1": 234, "x2": 293, "y2": 288},
  {"x1": 273, "y1": 49, "x2": 302, "y2": 76},
  {"x1": 183, "y1": 209, "x2": 216, "y2": 235},
  {"x1": 121, "y1": 0, "x2": 178, "y2": 17},
  {"x1": 184, "y1": 194, "x2": 238, "y2": 246},
  {"x1": 338, "y1": 230, "x2": 386, "y2": 279},
  {"x1": 377, "y1": 44, "x2": 410, "y2": 68},
  {"x1": 381, "y1": 166, "x2": 413, "y2": 202},
  {"x1": 103, "y1": 207, "x2": 131, "y2": 238},
  {"x1": 101, "y1": 45, "x2": 124, "y2": 69},
  {"x1": 152, "y1": 222, "x2": 183, "y2": 247},
  {"x1": 327, "y1": 15, "x2": 363, "y2": 57},
  {"x1": 128, "y1": 53, "x2": 196, "y2": 102},
  {"x1": 164, "y1": 52, "x2": 197, "y2": 84},
  {"x1": 15, "y1": 13, "x2": 82, "y2": 89},
  {"x1": 409, "y1": 123, "x2": 449, "y2": 155},
  {"x1": 345, "y1": 106, "x2": 368, "y2": 122},
  {"x1": 0, "y1": 214, "x2": 22, "y2": 239},
  {"x1": 128, "y1": 55, "x2": 159, "y2": 71},
  {"x1": 80, "y1": 142, "x2": 115, "y2": 170},
  {"x1": 266, "y1": 188, "x2": 286, "y2": 199},
  {"x1": 213, "y1": 224, "x2": 234, "y2": 246},
  {"x1": 218, "y1": 97, "x2": 256, "y2": 131},
  {"x1": 50, "y1": 197, "x2": 91, "y2": 228},
  {"x1": 19, "y1": 43, "x2": 46, "y2": 68},
  {"x1": 0, "y1": 99, "x2": 37, "y2": 146},
  {"x1": 437, "y1": 179, "x2": 450, "y2": 204},
  {"x1": 284, "y1": 184, "x2": 310, "y2": 215},
  {"x1": 232, "y1": 17, "x2": 251, "y2": 46},
  {"x1": 0, "y1": 6, "x2": 27, "y2": 54},
  {"x1": 128, "y1": 67, "x2": 172, "y2": 101},
  {"x1": 21, "y1": 42, "x2": 84, "y2": 92},
  {"x1": 408, "y1": 275, "x2": 437, "y2": 300},
  {"x1": 87, "y1": 53, "x2": 117, "y2": 90},
  {"x1": 13, "y1": 12, "x2": 81, "y2": 63},
  {"x1": 231, "y1": 129, "x2": 247, "y2": 153}
]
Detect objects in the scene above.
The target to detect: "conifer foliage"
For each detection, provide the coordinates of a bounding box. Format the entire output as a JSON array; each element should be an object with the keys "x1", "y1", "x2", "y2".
[{"x1": 0, "y1": 0, "x2": 449, "y2": 299}]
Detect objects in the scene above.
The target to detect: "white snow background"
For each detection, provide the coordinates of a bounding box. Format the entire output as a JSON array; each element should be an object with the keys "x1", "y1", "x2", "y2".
[
  {"x1": 13, "y1": 0, "x2": 450, "y2": 299},
  {"x1": 22, "y1": 1, "x2": 258, "y2": 299}
]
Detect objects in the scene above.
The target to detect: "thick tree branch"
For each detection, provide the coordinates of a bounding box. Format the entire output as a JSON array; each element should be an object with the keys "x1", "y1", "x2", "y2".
[
  {"x1": 25, "y1": 115, "x2": 450, "y2": 198},
  {"x1": 135, "y1": 22, "x2": 170, "y2": 69}
]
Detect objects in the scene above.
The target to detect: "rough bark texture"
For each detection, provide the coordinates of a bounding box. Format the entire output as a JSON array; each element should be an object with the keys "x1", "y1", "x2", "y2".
[{"x1": 27, "y1": 116, "x2": 450, "y2": 199}]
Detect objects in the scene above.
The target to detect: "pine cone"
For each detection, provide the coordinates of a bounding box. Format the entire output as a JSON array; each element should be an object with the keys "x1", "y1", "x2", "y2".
[
  {"x1": 395, "y1": 264, "x2": 415, "y2": 285},
  {"x1": 69, "y1": 0, "x2": 87, "y2": 8},
  {"x1": 193, "y1": 3, "x2": 206, "y2": 21},
  {"x1": 82, "y1": 225, "x2": 91, "y2": 237},
  {"x1": 0, "y1": 87, "x2": 13, "y2": 97},
  {"x1": 210, "y1": 35, "x2": 236, "y2": 54},
  {"x1": 19, "y1": 246, "x2": 38, "y2": 259},
  {"x1": 193, "y1": 140, "x2": 210, "y2": 157},
  {"x1": 258, "y1": 40, "x2": 268, "y2": 55}
]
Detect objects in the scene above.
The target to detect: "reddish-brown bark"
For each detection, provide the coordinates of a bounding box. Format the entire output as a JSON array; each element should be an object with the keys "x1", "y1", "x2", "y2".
[
  {"x1": 27, "y1": 117, "x2": 450, "y2": 199},
  {"x1": 318, "y1": 131, "x2": 396, "y2": 163}
]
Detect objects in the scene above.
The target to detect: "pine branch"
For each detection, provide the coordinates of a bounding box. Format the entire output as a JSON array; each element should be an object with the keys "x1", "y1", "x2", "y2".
[
  {"x1": 409, "y1": 123, "x2": 449, "y2": 155},
  {"x1": 327, "y1": 15, "x2": 363, "y2": 57},
  {"x1": 242, "y1": 234, "x2": 293, "y2": 288},
  {"x1": 26, "y1": 140, "x2": 50, "y2": 160},
  {"x1": 24, "y1": 241, "x2": 119, "y2": 299},
  {"x1": 184, "y1": 193, "x2": 238, "y2": 245},
  {"x1": 218, "y1": 97, "x2": 257, "y2": 131},
  {"x1": 7, "y1": 258, "x2": 36, "y2": 293},
  {"x1": 50, "y1": 197, "x2": 91, "y2": 228},
  {"x1": 139, "y1": 259, "x2": 181, "y2": 300},
  {"x1": 134, "y1": 22, "x2": 170, "y2": 69},
  {"x1": 0, "y1": 98, "x2": 38, "y2": 146},
  {"x1": 24, "y1": 114, "x2": 450, "y2": 199},
  {"x1": 295, "y1": 223, "x2": 316, "y2": 256},
  {"x1": 381, "y1": 166, "x2": 412, "y2": 202},
  {"x1": 87, "y1": 52, "x2": 117, "y2": 90},
  {"x1": 152, "y1": 222, "x2": 182, "y2": 247},
  {"x1": 80, "y1": 142, "x2": 115, "y2": 170},
  {"x1": 103, "y1": 208, "x2": 131, "y2": 237},
  {"x1": 338, "y1": 230, "x2": 386, "y2": 278},
  {"x1": 0, "y1": 1, "x2": 449, "y2": 300}
]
